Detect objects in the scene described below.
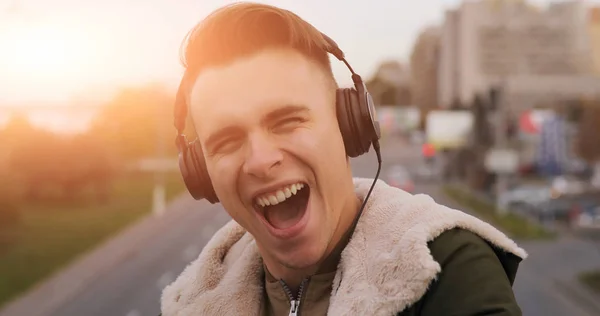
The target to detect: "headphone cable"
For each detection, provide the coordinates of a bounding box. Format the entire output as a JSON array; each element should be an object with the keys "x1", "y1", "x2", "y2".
[{"x1": 352, "y1": 140, "x2": 382, "y2": 231}]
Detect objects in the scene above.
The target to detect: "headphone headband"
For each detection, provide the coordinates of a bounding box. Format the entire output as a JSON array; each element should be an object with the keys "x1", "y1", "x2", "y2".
[{"x1": 320, "y1": 33, "x2": 345, "y2": 61}]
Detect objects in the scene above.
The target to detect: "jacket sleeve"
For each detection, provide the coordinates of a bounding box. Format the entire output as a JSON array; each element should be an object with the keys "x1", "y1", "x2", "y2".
[{"x1": 418, "y1": 228, "x2": 523, "y2": 316}]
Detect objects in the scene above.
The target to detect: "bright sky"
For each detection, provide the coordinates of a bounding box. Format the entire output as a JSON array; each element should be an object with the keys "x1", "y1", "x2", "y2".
[{"x1": 0, "y1": 0, "x2": 597, "y2": 105}]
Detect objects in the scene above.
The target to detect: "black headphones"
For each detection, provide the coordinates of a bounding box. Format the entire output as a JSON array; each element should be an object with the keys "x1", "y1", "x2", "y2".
[{"x1": 173, "y1": 32, "x2": 381, "y2": 204}]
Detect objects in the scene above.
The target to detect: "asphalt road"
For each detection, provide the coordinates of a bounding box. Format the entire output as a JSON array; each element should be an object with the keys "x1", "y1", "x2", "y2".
[{"x1": 35, "y1": 136, "x2": 600, "y2": 316}]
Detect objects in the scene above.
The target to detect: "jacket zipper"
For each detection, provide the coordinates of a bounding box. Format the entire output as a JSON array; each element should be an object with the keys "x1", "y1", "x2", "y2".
[{"x1": 279, "y1": 278, "x2": 309, "y2": 316}]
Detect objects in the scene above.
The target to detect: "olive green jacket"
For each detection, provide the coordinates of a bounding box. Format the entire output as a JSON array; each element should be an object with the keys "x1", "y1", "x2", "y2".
[
  {"x1": 396, "y1": 228, "x2": 523, "y2": 315},
  {"x1": 160, "y1": 178, "x2": 527, "y2": 315}
]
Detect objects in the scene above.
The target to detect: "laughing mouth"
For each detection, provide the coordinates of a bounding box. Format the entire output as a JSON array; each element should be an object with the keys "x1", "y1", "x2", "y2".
[{"x1": 253, "y1": 182, "x2": 310, "y2": 230}]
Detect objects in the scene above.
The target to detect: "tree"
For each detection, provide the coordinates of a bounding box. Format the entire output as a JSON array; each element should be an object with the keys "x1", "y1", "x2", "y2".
[
  {"x1": 0, "y1": 165, "x2": 21, "y2": 227},
  {"x1": 3, "y1": 116, "x2": 62, "y2": 200},
  {"x1": 0, "y1": 169, "x2": 21, "y2": 253},
  {"x1": 90, "y1": 84, "x2": 177, "y2": 162},
  {"x1": 1, "y1": 112, "x2": 37, "y2": 148},
  {"x1": 56, "y1": 133, "x2": 118, "y2": 202},
  {"x1": 4, "y1": 115, "x2": 117, "y2": 202},
  {"x1": 365, "y1": 61, "x2": 411, "y2": 106}
]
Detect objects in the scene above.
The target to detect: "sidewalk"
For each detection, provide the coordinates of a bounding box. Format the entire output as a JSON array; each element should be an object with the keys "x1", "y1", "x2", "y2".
[
  {"x1": 519, "y1": 236, "x2": 600, "y2": 316},
  {"x1": 0, "y1": 194, "x2": 206, "y2": 316}
]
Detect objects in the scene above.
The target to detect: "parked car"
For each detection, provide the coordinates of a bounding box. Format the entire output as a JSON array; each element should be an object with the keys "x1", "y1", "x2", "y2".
[
  {"x1": 498, "y1": 185, "x2": 552, "y2": 213},
  {"x1": 576, "y1": 205, "x2": 600, "y2": 227},
  {"x1": 568, "y1": 196, "x2": 600, "y2": 227},
  {"x1": 535, "y1": 193, "x2": 600, "y2": 224},
  {"x1": 551, "y1": 176, "x2": 589, "y2": 196}
]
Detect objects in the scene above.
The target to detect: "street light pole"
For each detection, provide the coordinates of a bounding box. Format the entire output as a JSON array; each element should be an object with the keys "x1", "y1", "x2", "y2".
[
  {"x1": 152, "y1": 100, "x2": 167, "y2": 216},
  {"x1": 494, "y1": 2, "x2": 518, "y2": 215}
]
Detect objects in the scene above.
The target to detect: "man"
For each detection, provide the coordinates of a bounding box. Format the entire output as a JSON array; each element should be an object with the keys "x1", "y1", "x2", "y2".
[{"x1": 161, "y1": 3, "x2": 527, "y2": 315}]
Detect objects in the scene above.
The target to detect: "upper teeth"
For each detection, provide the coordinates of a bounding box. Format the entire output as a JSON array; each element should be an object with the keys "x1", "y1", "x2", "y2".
[{"x1": 255, "y1": 183, "x2": 305, "y2": 207}]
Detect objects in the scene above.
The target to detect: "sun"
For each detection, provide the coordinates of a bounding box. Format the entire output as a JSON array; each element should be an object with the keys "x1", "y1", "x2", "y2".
[
  {"x1": 12, "y1": 29, "x2": 75, "y2": 76},
  {"x1": 0, "y1": 18, "x2": 97, "y2": 88}
]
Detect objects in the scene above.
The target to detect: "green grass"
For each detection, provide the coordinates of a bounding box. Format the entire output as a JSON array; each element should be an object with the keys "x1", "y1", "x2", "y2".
[
  {"x1": 0, "y1": 172, "x2": 186, "y2": 308},
  {"x1": 579, "y1": 270, "x2": 600, "y2": 294},
  {"x1": 443, "y1": 185, "x2": 556, "y2": 241}
]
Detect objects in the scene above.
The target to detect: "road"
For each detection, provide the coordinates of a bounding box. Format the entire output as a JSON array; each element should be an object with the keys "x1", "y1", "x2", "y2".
[{"x1": 2, "y1": 136, "x2": 599, "y2": 316}]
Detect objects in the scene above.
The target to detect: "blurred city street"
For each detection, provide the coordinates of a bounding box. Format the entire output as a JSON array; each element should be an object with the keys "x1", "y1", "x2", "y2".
[
  {"x1": 3, "y1": 1, "x2": 600, "y2": 315},
  {"x1": 0, "y1": 135, "x2": 598, "y2": 316}
]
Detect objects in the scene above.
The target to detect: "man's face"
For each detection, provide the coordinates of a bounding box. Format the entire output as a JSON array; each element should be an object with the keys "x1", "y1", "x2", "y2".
[{"x1": 189, "y1": 48, "x2": 354, "y2": 270}]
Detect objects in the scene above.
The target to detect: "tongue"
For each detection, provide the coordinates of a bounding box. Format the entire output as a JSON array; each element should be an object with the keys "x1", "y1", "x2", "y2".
[{"x1": 264, "y1": 201, "x2": 304, "y2": 229}]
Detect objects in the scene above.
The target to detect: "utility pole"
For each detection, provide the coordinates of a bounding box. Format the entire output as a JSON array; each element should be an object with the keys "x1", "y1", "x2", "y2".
[
  {"x1": 494, "y1": 86, "x2": 509, "y2": 214},
  {"x1": 152, "y1": 100, "x2": 167, "y2": 217},
  {"x1": 494, "y1": 1, "x2": 519, "y2": 215}
]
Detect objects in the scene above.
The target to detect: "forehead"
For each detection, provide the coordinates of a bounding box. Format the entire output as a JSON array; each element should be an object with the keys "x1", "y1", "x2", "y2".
[{"x1": 188, "y1": 48, "x2": 333, "y2": 138}]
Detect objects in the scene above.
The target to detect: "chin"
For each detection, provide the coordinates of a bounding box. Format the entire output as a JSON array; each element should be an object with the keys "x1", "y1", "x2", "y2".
[{"x1": 276, "y1": 240, "x2": 326, "y2": 270}]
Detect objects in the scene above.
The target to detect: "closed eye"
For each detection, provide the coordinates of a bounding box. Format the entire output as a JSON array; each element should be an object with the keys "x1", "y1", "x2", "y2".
[
  {"x1": 263, "y1": 104, "x2": 310, "y2": 132},
  {"x1": 273, "y1": 116, "x2": 307, "y2": 132},
  {"x1": 206, "y1": 134, "x2": 244, "y2": 156}
]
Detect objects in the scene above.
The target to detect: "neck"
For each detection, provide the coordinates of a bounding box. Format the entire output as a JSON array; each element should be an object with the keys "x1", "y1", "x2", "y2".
[{"x1": 264, "y1": 187, "x2": 362, "y2": 291}]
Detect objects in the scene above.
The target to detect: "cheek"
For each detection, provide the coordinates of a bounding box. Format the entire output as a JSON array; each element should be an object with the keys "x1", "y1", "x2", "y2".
[
  {"x1": 288, "y1": 122, "x2": 349, "y2": 186},
  {"x1": 207, "y1": 158, "x2": 255, "y2": 225},
  {"x1": 310, "y1": 120, "x2": 347, "y2": 161},
  {"x1": 206, "y1": 156, "x2": 241, "y2": 202},
  {"x1": 289, "y1": 125, "x2": 344, "y2": 162}
]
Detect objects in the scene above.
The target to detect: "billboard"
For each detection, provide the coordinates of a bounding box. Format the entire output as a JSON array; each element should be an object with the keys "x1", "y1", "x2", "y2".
[{"x1": 426, "y1": 110, "x2": 474, "y2": 149}]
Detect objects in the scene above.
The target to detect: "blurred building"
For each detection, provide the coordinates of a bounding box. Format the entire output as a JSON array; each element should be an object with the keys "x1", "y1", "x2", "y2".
[
  {"x1": 365, "y1": 61, "x2": 411, "y2": 106},
  {"x1": 589, "y1": 7, "x2": 600, "y2": 75},
  {"x1": 410, "y1": 26, "x2": 441, "y2": 125},
  {"x1": 438, "y1": 0, "x2": 593, "y2": 109}
]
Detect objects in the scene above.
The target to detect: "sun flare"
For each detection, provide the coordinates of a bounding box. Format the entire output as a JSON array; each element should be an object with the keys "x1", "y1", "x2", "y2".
[{"x1": 0, "y1": 18, "x2": 99, "y2": 86}]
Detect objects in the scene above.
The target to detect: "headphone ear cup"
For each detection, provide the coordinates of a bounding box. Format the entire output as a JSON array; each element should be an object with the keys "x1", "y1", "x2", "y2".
[
  {"x1": 190, "y1": 141, "x2": 219, "y2": 203},
  {"x1": 351, "y1": 89, "x2": 377, "y2": 156},
  {"x1": 336, "y1": 88, "x2": 359, "y2": 158},
  {"x1": 178, "y1": 141, "x2": 203, "y2": 200},
  {"x1": 178, "y1": 140, "x2": 219, "y2": 203},
  {"x1": 346, "y1": 88, "x2": 371, "y2": 156},
  {"x1": 336, "y1": 88, "x2": 372, "y2": 157}
]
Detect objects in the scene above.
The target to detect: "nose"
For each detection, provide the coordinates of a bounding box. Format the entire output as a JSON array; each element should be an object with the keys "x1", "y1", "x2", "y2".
[{"x1": 242, "y1": 133, "x2": 283, "y2": 178}]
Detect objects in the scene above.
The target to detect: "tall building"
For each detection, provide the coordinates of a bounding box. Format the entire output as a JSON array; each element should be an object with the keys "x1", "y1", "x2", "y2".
[
  {"x1": 365, "y1": 61, "x2": 411, "y2": 106},
  {"x1": 437, "y1": 0, "x2": 592, "y2": 109},
  {"x1": 410, "y1": 26, "x2": 441, "y2": 116},
  {"x1": 589, "y1": 7, "x2": 600, "y2": 75}
]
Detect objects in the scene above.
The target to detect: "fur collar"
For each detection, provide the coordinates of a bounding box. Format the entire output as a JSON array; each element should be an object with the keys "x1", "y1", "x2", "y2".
[{"x1": 161, "y1": 178, "x2": 527, "y2": 315}]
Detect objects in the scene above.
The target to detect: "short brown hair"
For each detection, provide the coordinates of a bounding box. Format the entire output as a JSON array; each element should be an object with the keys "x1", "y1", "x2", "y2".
[{"x1": 180, "y1": 2, "x2": 336, "y2": 88}]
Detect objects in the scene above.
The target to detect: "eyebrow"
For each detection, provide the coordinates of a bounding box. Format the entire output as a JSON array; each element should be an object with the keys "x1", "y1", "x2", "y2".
[{"x1": 203, "y1": 104, "x2": 310, "y2": 151}]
